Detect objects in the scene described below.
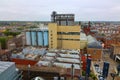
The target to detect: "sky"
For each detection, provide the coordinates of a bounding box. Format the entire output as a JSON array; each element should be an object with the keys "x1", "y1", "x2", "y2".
[{"x1": 0, "y1": 0, "x2": 120, "y2": 21}]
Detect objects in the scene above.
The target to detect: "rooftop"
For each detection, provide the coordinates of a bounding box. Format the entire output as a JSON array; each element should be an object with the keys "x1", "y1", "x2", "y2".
[
  {"x1": 80, "y1": 32, "x2": 87, "y2": 40},
  {"x1": 0, "y1": 61, "x2": 15, "y2": 74}
]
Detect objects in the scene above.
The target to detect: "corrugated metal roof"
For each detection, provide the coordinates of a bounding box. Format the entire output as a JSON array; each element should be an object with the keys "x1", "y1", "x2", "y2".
[
  {"x1": 43, "y1": 56, "x2": 54, "y2": 61},
  {"x1": 45, "y1": 53, "x2": 56, "y2": 57},
  {"x1": 0, "y1": 61, "x2": 15, "y2": 74},
  {"x1": 59, "y1": 54, "x2": 79, "y2": 58},
  {"x1": 54, "y1": 62, "x2": 80, "y2": 69},
  {"x1": 87, "y1": 41, "x2": 102, "y2": 49},
  {"x1": 37, "y1": 61, "x2": 50, "y2": 66},
  {"x1": 80, "y1": 33, "x2": 87, "y2": 40},
  {"x1": 56, "y1": 57, "x2": 80, "y2": 64},
  {"x1": 87, "y1": 35, "x2": 102, "y2": 49},
  {"x1": 0, "y1": 61, "x2": 21, "y2": 80},
  {"x1": 22, "y1": 47, "x2": 46, "y2": 55},
  {"x1": 87, "y1": 35, "x2": 96, "y2": 43}
]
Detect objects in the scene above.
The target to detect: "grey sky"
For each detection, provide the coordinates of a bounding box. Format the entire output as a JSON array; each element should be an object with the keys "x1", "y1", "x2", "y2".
[{"x1": 0, "y1": 0, "x2": 120, "y2": 21}]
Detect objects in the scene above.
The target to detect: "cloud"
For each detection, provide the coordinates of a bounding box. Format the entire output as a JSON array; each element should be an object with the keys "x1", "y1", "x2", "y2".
[{"x1": 0, "y1": 0, "x2": 120, "y2": 21}]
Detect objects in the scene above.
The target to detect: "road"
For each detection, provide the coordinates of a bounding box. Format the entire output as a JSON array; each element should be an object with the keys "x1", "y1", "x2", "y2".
[{"x1": 101, "y1": 51, "x2": 120, "y2": 80}]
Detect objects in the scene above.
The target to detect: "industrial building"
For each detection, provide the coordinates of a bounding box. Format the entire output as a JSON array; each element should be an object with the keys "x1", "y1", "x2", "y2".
[
  {"x1": 10, "y1": 47, "x2": 81, "y2": 80},
  {"x1": 0, "y1": 50, "x2": 12, "y2": 61},
  {"x1": 25, "y1": 26, "x2": 48, "y2": 47},
  {"x1": 0, "y1": 61, "x2": 22, "y2": 80},
  {"x1": 49, "y1": 11, "x2": 80, "y2": 49},
  {"x1": 11, "y1": 47, "x2": 46, "y2": 65},
  {"x1": 51, "y1": 11, "x2": 74, "y2": 26},
  {"x1": 37, "y1": 49, "x2": 81, "y2": 80}
]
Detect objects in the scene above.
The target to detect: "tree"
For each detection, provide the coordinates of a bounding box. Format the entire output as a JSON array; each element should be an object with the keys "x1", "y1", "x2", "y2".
[
  {"x1": 3, "y1": 30, "x2": 20, "y2": 36},
  {"x1": 0, "y1": 37, "x2": 7, "y2": 49}
]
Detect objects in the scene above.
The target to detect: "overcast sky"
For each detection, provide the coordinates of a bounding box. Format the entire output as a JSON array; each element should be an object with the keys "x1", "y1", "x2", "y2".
[{"x1": 0, "y1": 0, "x2": 120, "y2": 21}]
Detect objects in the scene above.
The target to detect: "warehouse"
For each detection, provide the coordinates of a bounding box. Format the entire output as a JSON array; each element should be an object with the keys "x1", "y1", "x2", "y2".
[{"x1": 0, "y1": 61, "x2": 22, "y2": 80}]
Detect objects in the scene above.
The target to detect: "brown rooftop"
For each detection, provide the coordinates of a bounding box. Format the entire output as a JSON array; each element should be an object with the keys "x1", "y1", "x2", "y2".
[
  {"x1": 111, "y1": 44, "x2": 120, "y2": 47},
  {"x1": 16, "y1": 65, "x2": 67, "y2": 75}
]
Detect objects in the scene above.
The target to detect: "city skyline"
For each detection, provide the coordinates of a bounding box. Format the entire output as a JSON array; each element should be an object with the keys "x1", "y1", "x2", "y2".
[{"x1": 0, "y1": 0, "x2": 120, "y2": 21}]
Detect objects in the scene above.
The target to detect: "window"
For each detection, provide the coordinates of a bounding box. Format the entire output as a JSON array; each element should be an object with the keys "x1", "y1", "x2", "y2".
[
  {"x1": 57, "y1": 38, "x2": 80, "y2": 41},
  {"x1": 51, "y1": 40, "x2": 52, "y2": 42},
  {"x1": 51, "y1": 43, "x2": 53, "y2": 46},
  {"x1": 57, "y1": 32, "x2": 80, "y2": 35}
]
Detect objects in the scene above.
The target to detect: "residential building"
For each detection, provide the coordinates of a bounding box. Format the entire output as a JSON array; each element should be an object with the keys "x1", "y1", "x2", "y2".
[{"x1": 110, "y1": 43, "x2": 120, "y2": 61}]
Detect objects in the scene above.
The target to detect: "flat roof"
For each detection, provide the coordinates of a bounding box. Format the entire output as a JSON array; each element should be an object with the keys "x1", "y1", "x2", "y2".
[
  {"x1": 37, "y1": 61, "x2": 50, "y2": 66},
  {"x1": 43, "y1": 56, "x2": 54, "y2": 61},
  {"x1": 55, "y1": 14, "x2": 74, "y2": 16},
  {"x1": 111, "y1": 44, "x2": 120, "y2": 47},
  {"x1": 80, "y1": 33, "x2": 87, "y2": 40},
  {"x1": 59, "y1": 54, "x2": 79, "y2": 58},
  {"x1": 45, "y1": 53, "x2": 56, "y2": 57},
  {"x1": 22, "y1": 47, "x2": 46, "y2": 55},
  {"x1": 56, "y1": 57, "x2": 80, "y2": 64},
  {"x1": 54, "y1": 62, "x2": 80, "y2": 69},
  {"x1": 0, "y1": 61, "x2": 15, "y2": 74}
]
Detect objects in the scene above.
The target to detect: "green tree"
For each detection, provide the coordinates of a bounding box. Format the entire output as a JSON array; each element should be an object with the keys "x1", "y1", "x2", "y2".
[
  {"x1": 0, "y1": 37, "x2": 7, "y2": 49},
  {"x1": 89, "y1": 72, "x2": 97, "y2": 80},
  {"x1": 3, "y1": 30, "x2": 20, "y2": 36}
]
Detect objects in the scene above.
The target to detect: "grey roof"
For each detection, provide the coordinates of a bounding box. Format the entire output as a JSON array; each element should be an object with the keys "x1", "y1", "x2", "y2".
[
  {"x1": 22, "y1": 47, "x2": 46, "y2": 55},
  {"x1": 87, "y1": 35, "x2": 102, "y2": 49},
  {"x1": 0, "y1": 61, "x2": 15, "y2": 74},
  {"x1": 80, "y1": 33, "x2": 87, "y2": 40}
]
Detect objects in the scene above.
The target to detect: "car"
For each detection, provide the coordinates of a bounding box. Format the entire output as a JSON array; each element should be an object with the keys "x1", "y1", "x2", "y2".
[
  {"x1": 31, "y1": 77, "x2": 44, "y2": 80},
  {"x1": 98, "y1": 75, "x2": 104, "y2": 80}
]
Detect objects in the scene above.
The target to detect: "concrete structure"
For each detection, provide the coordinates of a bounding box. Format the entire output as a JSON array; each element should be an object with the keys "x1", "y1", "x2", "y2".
[
  {"x1": 0, "y1": 61, "x2": 22, "y2": 80},
  {"x1": 49, "y1": 12, "x2": 80, "y2": 49},
  {"x1": 51, "y1": 11, "x2": 74, "y2": 26},
  {"x1": 25, "y1": 24, "x2": 48, "y2": 47}
]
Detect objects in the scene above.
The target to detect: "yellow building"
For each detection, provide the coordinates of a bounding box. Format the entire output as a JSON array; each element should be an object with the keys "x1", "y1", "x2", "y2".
[{"x1": 48, "y1": 23, "x2": 81, "y2": 49}]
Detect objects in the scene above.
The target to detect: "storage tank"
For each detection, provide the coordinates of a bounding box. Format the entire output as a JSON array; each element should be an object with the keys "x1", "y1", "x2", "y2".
[
  {"x1": 38, "y1": 31, "x2": 43, "y2": 46},
  {"x1": 43, "y1": 31, "x2": 49, "y2": 46},
  {"x1": 26, "y1": 32, "x2": 31, "y2": 45},
  {"x1": 31, "y1": 31, "x2": 37, "y2": 46}
]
